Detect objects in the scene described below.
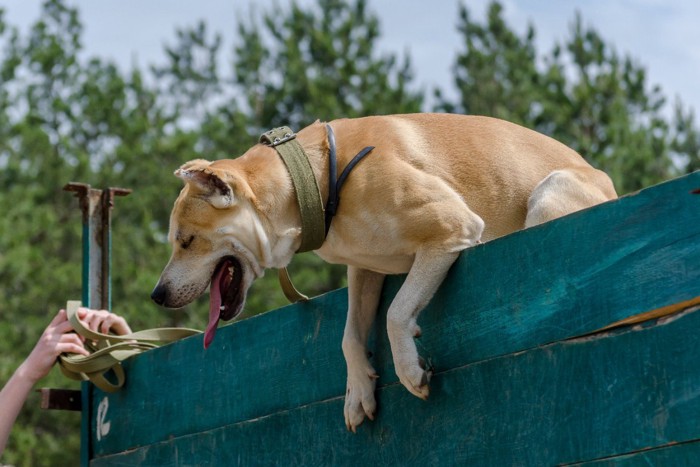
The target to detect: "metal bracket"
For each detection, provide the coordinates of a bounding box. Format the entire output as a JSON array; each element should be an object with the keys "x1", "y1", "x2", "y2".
[{"x1": 38, "y1": 388, "x2": 82, "y2": 411}]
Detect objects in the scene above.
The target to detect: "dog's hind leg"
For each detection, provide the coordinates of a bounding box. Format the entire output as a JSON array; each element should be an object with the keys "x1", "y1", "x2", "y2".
[
  {"x1": 343, "y1": 266, "x2": 385, "y2": 432},
  {"x1": 525, "y1": 168, "x2": 617, "y2": 227}
]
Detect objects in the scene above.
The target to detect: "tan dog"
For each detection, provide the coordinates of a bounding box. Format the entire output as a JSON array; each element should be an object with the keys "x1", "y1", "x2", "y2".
[{"x1": 151, "y1": 113, "x2": 617, "y2": 431}]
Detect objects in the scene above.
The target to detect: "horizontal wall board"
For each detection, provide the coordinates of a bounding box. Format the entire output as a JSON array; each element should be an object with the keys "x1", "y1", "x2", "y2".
[
  {"x1": 567, "y1": 440, "x2": 700, "y2": 466},
  {"x1": 90, "y1": 288, "x2": 351, "y2": 457},
  {"x1": 87, "y1": 172, "x2": 700, "y2": 458},
  {"x1": 92, "y1": 306, "x2": 700, "y2": 466},
  {"x1": 375, "y1": 171, "x2": 700, "y2": 377}
]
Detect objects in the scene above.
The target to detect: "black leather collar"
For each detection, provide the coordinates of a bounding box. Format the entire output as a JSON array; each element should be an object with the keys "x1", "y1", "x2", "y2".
[{"x1": 324, "y1": 124, "x2": 375, "y2": 235}]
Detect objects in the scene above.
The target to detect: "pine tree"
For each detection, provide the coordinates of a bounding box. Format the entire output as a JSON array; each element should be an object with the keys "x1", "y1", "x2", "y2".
[{"x1": 439, "y1": 2, "x2": 694, "y2": 193}]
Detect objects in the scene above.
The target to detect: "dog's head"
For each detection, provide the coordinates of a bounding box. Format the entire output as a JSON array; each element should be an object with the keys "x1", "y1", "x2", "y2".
[{"x1": 151, "y1": 159, "x2": 275, "y2": 348}]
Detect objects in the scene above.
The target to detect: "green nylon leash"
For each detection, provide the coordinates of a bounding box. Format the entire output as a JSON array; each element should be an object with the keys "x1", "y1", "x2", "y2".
[
  {"x1": 58, "y1": 300, "x2": 201, "y2": 393},
  {"x1": 277, "y1": 267, "x2": 310, "y2": 303}
]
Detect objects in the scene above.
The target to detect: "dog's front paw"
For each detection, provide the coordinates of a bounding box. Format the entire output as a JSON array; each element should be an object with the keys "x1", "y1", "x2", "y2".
[
  {"x1": 344, "y1": 368, "x2": 378, "y2": 433},
  {"x1": 388, "y1": 316, "x2": 433, "y2": 400},
  {"x1": 395, "y1": 354, "x2": 433, "y2": 400}
]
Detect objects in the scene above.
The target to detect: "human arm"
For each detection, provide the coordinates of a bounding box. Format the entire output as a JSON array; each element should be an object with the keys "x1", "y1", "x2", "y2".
[{"x1": 0, "y1": 307, "x2": 131, "y2": 454}]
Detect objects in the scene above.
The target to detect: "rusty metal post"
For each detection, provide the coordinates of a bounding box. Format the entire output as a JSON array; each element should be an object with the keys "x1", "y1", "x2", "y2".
[
  {"x1": 64, "y1": 183, "x2": 131, "y2": 310},
  {"x1": 62, "y1": 183, "x2": 131, "y2": 467}
]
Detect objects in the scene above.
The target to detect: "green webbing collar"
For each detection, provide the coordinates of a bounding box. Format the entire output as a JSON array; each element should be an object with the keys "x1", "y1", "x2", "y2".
[
  {"x1": 58, "y1": 301, "x2": 200, "y2": 392},
  {"x1": 260, "y1": 127, "x2": 325, "y2": 253},
  {"x1": 260, "y1": 125, "x2": 375, "y2": 304},
  {"x1": 260, "y1": 127, "x2": 324, "y2": 303}
]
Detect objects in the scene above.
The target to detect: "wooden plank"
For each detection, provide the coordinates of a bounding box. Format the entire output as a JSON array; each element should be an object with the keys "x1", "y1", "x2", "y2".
[
  {"x1": 89, "y1": 288, "x2": 351, "y2": 457},
  {"x1": 91, "y1": 305, "x2": 700, "y2": 466},
  {"x1": 566, "y1": 440, "x2": 700, "y2": 466},
  {"x1": 87, "y1": 172, "x2": 700, "y2": 457},
  {"x1": 598, "y1": 296, "x2": 700, "y2": 331},
  {"x1": 374, "y1": 170, "x2": 700, "y2": 376}
]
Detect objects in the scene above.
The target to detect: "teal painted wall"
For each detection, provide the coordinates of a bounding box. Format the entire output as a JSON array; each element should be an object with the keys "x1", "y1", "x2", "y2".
[{"x1": 84, "y1": 172, "x2": 700, "y2": 466}]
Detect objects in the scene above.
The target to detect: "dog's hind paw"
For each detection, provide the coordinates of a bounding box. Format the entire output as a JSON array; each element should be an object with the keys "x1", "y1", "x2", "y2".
[{"x1": 344, "y1": 370, "x2": 378, "y2": 433}]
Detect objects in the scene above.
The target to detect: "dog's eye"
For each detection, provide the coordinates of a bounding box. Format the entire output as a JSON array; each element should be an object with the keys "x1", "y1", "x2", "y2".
[{"x1": 180, "y1": 235, "x2": 195, "y2": 249}]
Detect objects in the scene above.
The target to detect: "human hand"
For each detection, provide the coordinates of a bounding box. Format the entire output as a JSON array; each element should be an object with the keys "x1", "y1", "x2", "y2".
[
  {"x1": 18, "y1": 309, "x2": 89, "y2": 384},
  {"x1": 76, "y1": 307, "x2": 132, "y2": 336},
  {"x1": 18, "y1": 307, "x2": 132, "y2": 384}
]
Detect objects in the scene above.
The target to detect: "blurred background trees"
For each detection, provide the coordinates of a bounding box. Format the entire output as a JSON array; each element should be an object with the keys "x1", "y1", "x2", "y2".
[
  {"x1": 0, "y1": 0, "x2": 697, "y2": 463},
  {"x1": 437, "y1": 2, "x2": 691, "y2": 193}
]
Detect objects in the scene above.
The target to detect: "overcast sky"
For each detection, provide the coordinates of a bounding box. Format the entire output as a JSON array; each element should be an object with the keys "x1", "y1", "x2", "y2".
[{"x1": 3, "y1": 1, "x2": 700, "y2": 116}]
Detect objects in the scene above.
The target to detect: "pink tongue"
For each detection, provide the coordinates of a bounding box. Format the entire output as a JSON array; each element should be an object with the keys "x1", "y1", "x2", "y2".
[{"x1": 204, "y1": 263, "x2": 227, "y2": 349}]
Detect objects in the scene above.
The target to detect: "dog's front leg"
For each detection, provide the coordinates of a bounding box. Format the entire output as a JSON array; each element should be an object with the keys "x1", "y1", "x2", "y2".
[
  {"x1": 387, "y1": 248, "x2": 460, "y2": 399},
  {"x1": 342, "y1": 266, "x2": 385, "y2": 432}
]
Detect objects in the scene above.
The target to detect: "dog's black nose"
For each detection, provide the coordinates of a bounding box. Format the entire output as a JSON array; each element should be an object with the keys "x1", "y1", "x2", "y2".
[{"x1": 151, "y1": 284, "x2": 168, "y2": 306}]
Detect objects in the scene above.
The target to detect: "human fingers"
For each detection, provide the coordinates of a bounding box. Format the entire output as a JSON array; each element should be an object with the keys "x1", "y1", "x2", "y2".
[
  {"x1": 38, "y1": 315, "x2": 76, "y2": 348},
  {"x1": 101, "y1": 314, "x2": 132, "y2": 335},
  {"x1": 53, "y1": 318, "x2": 77, "y2": 335},
  {"x1": 50, "y1": 333, "x2": 87, "y2": 356},
  {"x1": 47, "y1": 308, "x2": 69, "y2": 328},
  {"x1": 56, "y1": 337, "x2": 90, "y2": 356},
  {"x1": 22, "y1": 327, "x2": 86, "y2": 381},
  {"x1": 78, "y1": 308, "x2": 132, "y2": 336},
  {"x1": 78, "y1": 308, "x2": 111, "y2": 333}
]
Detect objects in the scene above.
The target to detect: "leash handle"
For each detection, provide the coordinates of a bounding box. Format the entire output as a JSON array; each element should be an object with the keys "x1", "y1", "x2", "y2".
[
  {"x1": 58, "y1": 301, "x2": 201, "y2": 393},
  {"x1": 65, "y1": 301, "x2": 200, "y2": 344}
]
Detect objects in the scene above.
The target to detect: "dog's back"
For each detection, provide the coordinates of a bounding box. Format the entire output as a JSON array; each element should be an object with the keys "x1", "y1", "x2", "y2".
[{"x1": 303, "y1": 113, "x2": 616, "y2": 241}]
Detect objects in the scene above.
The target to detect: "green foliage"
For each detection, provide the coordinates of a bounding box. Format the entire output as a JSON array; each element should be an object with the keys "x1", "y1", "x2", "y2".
[
  {"x1": 438, "y1": 3, "x2": 696, "y2": 192},
  {"x1": 0, "y1": 0, "x2": 698, "y2": 463},
  {"x1": 438, "y1": 2, "x2": 540, "y2": 124},
  {"x1": 233, "y1": 0, "x2": 422, "y2": 131}
]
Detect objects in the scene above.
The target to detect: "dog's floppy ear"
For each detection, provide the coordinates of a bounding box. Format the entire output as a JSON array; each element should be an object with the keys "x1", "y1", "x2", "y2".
[{"x1": 175, "y1": 159, "x2": 234, "y2": 209}]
